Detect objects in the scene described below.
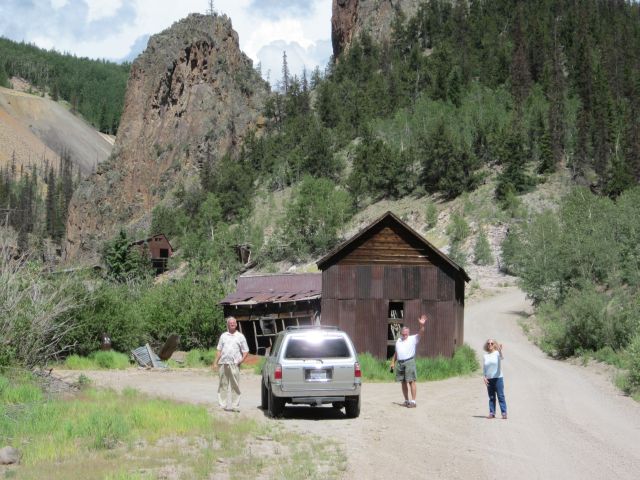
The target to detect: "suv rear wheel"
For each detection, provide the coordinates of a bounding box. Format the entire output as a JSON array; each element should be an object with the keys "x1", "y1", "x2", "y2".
[
  {"x1": 268, "y1": 383, "x2": 285, "y2": 418},
  {"x1": 345, "y1": 395, "x2": 360, "y2": 418},
  {"x1": 261, "y1": 380, "x2": 268, "y2": 410}
]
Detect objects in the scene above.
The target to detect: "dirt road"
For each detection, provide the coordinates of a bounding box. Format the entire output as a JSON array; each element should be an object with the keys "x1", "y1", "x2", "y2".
[{"x1": 56, "y1": 287, "x2": 640, "y2": 479}]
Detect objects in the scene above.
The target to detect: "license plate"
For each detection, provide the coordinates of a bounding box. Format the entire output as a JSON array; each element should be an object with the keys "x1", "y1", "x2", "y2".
[{"x1": 309, "y1": 369, "x2": 327, "y2": 380}]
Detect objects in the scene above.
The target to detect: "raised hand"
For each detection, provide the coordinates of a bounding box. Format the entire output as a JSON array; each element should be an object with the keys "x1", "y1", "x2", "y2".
[{"x1": 419, "y1": 314, "x2": 427, "y2": 325}]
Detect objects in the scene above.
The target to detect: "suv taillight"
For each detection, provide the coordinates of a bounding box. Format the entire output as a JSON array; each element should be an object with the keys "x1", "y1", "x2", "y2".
[
  {"x1": 354, "y1": 362, "x2": 362, "y2": 378},
  {"x1": 274, "y1": 364, "x2": 282, "y2": 380}
]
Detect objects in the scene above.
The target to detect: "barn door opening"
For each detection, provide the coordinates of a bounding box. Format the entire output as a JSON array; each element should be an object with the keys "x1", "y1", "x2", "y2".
[{"x1": 387, "y1": 301, "x2": 404, "y2": 358}]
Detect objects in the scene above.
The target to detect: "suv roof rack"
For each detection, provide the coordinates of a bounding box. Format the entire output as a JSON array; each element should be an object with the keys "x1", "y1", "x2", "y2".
[{"x1": 285, "y1": 325, "x2": 340, "y2": 331}]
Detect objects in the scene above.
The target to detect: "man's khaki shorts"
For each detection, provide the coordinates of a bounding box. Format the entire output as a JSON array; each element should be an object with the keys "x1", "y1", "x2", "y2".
[{"x1": 395, "y1": 357, "x2": 417, "y2": 382}]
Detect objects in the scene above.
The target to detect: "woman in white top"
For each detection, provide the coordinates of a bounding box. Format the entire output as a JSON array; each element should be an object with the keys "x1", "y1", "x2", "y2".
[{"x1": 482, "y1": 338, "x2": 507, "y2": 419}]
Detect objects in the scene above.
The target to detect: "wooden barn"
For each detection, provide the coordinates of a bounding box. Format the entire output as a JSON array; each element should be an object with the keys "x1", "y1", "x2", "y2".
[
  {"x1": 219, "y1": 273, "x2": 322, "y2": 355},
  {"x1": 129, "y1": 233, "x2": 173, "y2": 274},
  {"x1": 317, "y1": 211, "x2": 470, "y2": 359}
]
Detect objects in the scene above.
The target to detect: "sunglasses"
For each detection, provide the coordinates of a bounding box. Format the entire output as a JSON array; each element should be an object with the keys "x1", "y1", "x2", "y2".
[{"x1": 487, "y1": 342, "x2": 495, "y2": 345}]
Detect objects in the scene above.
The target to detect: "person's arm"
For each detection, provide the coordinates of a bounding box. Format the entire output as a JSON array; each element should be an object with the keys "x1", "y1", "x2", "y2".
[
  {"x1": 238, "y1": 350, "x2": 249, "y2": 366},
  {"x1": 238, "y1": 335, "x2": 249, "y2": 366},
  {"x1": 213, "y1": 336, "x2": 223, "y2": 370},
  {"x1": 390, "y1": 351, "x2": 397, "y2": 370},
  {"x1": 213, "y1": 350, "x2": 221, "y2": 370},
  {"x1": 482, "y1": 353, "x2": 488, "y2": 385},
  {"x1": 417, "y1": 314, "x2": 427, "y2": 339},
  {"x1": 498, "y1": 343, "x2": 504, "y2": 359}
]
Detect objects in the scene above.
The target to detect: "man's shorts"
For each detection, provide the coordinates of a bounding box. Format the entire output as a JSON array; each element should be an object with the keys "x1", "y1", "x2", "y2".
[{"x1": 395, "y1": 357, "x2": 417, "y2": 382}]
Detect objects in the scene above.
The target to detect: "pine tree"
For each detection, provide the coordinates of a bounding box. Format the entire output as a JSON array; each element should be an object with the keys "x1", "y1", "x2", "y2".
[
  {"x1": 474, "y1": 228, "x2": 494, "y2": 266},
  {"x1": 281, "y1": 51, "x2": 290, "y2": 94},
  {"x1": 510, "y1": 2, "x2": 532, "y2": 109},
  {"x1": 45, "y1": 166, "x2": 56, "y2": 238}
]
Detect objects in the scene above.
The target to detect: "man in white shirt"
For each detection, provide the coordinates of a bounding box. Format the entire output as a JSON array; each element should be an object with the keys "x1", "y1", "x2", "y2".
[
  {"x1": 213, "y1": 317, "x2": 249, "y2": 411},
  {"x1": 390, "y1": 314, "x2": 427, "y2": 408}
]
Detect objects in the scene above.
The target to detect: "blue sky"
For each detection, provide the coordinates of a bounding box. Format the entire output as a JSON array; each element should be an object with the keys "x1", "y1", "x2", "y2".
[{"x1": 0, "y1": 0, "x2": 333, "y2": 87}]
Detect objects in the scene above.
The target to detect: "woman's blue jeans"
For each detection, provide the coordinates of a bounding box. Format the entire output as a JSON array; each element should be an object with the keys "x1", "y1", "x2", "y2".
[{"x1": 487, "y1": 377, "x2": 507, "y2": 415}]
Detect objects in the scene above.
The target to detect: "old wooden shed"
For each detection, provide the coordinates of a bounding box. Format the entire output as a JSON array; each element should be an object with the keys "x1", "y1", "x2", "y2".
[
  {"x1": 129, "y1": 233, "x2": 173, "y2": 274},
  {"x1": 219, "y1": 273, "x2": 322, "y2": 355},
  {"x1": 317, "y1": 211, "x2": 470, "y2": 359}
]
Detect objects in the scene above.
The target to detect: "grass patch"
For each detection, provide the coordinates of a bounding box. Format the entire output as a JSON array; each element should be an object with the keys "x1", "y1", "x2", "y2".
[
  {"x1": 64, "y1": 351, "x2": 131, "y2": 370},
  {"x1": 253, "y1": 356, "x2": 266, "y2": 374},
  {"x1": 1, "y1": 372, "x2": 346, "y2": 479},
  {"x1": 359, "y1": 344, "x2": 479, "y2": 382}
]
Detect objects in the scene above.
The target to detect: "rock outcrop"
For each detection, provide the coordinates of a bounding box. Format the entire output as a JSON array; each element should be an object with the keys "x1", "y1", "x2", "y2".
[
  {"x1": 331, "y1": 0, "x2": 420, "y2": 58},
  {"x1": 65, "y1": 14, "x2": 268, "y2": 260}
]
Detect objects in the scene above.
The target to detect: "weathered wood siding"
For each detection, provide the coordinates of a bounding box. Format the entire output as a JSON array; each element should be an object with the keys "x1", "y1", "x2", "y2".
[{"x1": 322, "y1": 263, "x2": 463, "y2": 358}]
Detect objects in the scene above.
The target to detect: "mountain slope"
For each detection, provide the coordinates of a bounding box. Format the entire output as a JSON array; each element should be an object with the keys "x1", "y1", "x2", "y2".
[{"x1": 0, "y1": 85, "x2": 112, "y2": 175}]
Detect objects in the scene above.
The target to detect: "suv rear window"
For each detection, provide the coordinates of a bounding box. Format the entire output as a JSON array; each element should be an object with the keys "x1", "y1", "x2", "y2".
[{"x1": 284, "y1": 337, "x2": 351, "y2": 359}]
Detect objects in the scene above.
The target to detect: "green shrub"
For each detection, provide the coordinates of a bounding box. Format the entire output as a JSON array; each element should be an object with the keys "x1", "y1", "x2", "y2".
[
  {"x1": 64, "y1": 355, "x2": 96, "y2": 370},
  {"x1": 184, "y1": 349, "x2": 217, "y2": 368},
  {"x1": 473, "y1": 228, "x2": 494, "y2": 265},
  {"x1": 448, "y1": 240, "x2": 467, "y2": 267},
  {"x1": 63, "y1": 351, "x2": 130, "y2": 370},
  {"x1": 626, "y1": 334, "x2": 640, "y2": 393},
  {"x1": 0, "y1": 374, "x2": 43, "y2": 404},
  {"x1": 446, "y1": 212, "x2": 470, "y2": 242},
  {"x1": 90, "y1": 351, "x2": 130, "y2": 369},
  {"x1": 424, "y1": 201, "x2": 438, "y2": 229}
]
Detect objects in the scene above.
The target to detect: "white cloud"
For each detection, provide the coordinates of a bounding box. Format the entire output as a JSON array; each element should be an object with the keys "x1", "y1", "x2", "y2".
[{"x1": 1, "y1": 0, "x2": 332, "y2": 84}]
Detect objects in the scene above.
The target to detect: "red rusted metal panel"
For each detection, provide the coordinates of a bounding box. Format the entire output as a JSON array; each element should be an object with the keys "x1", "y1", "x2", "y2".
[
  {"x1": 420, "y1": 266, "x2": 438, "y2": 301},
  {"x1": 336, "y1": 265, "x2": 356, "y2": 299},
  {"x1": 384, "y1": 266, "x2": 404, "y2": 299},
  {"x1": 371, "y1": 265, "x2": 384, "y2": 299},
  {"x1": 321, "y1": 299, "x2": 339, "y2": 327},
  {"x1": 438, "y1": 268, "x2": 455, "y2": 301},
  {"x1": 338, "y1": 299, "x2": 357, "y2": 341},
  {"x1": 355, "y1": 299, "x2": 386, "y2": 358},
  {"x1": 355, "y1": 265, "x2": 371, "y2": 299}
]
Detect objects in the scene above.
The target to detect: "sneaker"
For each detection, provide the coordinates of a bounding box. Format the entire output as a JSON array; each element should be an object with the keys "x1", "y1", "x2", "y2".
[
  {"x1": 408, "y1": 401, "x2": 416, "y2": 408},
  {"x1": 403, "y1": 400, "x2": 411, "y2": 407},
  {"x1": 487, "y1": 414, "x2": 495, "y2": 419},
  {"x1": 502, "y1": 413, "x2": 507, "y2": 420}
]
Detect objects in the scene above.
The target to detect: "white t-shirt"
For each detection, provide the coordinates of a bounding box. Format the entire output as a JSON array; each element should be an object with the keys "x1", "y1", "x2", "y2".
[
  {"x1": 483, "y1": 351, "x2": 503, "y2": 379},
  {"x1": 217, "y1": 331, "x2": 249, "y2": 364},
  {"x1": 395, "y1": 334, "x2": 419, "y2": 360}
]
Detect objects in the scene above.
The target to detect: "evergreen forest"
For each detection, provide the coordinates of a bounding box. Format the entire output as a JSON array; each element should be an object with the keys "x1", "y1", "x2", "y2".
[{"x1": 0, "y1": 37, "x2": 129, "y2": 134}]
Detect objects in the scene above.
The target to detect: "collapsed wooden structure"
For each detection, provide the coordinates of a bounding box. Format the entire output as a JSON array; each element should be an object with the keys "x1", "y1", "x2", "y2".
[{"x1": 219, "y1": 273, "x2": 321, "y2": 355}]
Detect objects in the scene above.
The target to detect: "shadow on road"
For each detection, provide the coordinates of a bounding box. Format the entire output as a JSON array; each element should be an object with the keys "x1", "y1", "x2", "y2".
[{"x1": 257, "y1": 405, "x2": 349, "y2": 420}]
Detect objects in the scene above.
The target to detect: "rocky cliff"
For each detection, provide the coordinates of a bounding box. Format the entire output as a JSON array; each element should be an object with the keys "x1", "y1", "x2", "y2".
[
  {"x1": 65, "y1": 13, "x2": 268, "y2": 260},
  {"x1": 332, "y1": 0, "x2": 420, "y2": 58}
]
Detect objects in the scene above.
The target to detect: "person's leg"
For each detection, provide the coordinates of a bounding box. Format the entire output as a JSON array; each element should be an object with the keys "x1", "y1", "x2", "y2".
[
  {"x1": 218, "y1": 365, "x2": 229, "y2": 408},
  {"x1": 487, "y1": 378, "x2": 497, "y2": 417},
  {"x1": 405, "y1": 359, "x2": 417, "y2": 406},
  {"x1": 496, "y1": 377, "x2": 507, "y2": 417},
  {"x1": 229, "y1": 364, "x2": 241, "y2": 410},
  {"x1": 401, "y1": 381, "x2": 409, "y2": 402}
]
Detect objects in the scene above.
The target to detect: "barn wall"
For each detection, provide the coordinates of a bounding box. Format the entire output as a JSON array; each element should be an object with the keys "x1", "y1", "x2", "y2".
[{"x1": 322, "y1": 263, "x2": 463, "y2": 358}]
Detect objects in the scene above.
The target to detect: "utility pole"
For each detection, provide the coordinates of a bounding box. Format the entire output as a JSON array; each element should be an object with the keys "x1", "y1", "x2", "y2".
[{"x1": 207, "y1": 0, "x2": 216, "y2": 15}]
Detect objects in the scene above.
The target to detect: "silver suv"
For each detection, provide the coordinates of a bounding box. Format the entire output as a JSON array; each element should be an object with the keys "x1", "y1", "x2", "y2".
[{"x1": 261, "y1": 326, "x2": 362, "y2": 418}]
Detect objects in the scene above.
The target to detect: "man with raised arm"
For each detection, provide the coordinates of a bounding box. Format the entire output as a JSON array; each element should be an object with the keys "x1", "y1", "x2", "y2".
[{"x1": 390, "y1": 314, "x2": 427, "y2": 408}]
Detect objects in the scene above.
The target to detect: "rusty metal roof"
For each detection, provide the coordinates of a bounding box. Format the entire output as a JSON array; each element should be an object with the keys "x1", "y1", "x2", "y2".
[{"x1": 219, "y1": 272, "x2": 321, "y2": 306}]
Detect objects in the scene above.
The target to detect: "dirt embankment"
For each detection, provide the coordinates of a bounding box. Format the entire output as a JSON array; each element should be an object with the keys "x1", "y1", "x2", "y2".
[
  {"x1": 54, "y1": 287, "x2": 640, "y2": 480},
  {"x1": 0, "y1": 85, "x2": 112, "y2": 175}
]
